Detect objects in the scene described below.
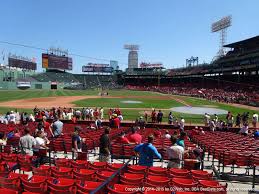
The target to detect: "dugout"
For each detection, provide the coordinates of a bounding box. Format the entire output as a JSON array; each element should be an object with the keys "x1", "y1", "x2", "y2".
[{"x1": 50, "y1": 82, "x2": 58, "y2": 90}]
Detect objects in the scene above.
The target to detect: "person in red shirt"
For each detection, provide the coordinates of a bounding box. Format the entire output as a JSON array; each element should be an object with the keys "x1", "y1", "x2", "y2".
[
  {"x1": 151, "y1": 109, "x2": 157, "y2": 123},
  {"x1": 116, "y1": 132, "x2": 130, "y2": 144},
  {"x1": 128, "y1": 127, "x2": 142, "y2": 144},
  {"x1": 108, "y1": 109, "x2": 113, "y2": 119},
  {"x1": 153, "y1": 127, "x2": 161, "y2": 138},
  {"x1": 113, "y1": 115, "x2": 120, "y2": 129},
  {"x1": 93, "y1": 108, "x2": 99, "y2": 120},
  {"x1": 42, "y1": 116, "x2": 51, "y2": 137}
]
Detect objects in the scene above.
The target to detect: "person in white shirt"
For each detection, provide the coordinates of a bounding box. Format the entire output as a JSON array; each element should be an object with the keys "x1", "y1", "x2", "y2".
[
  {"x1": 100, "y1": 107, "x2": 104, "y2": 120},
  {"x1": 252, "y1": 113, "x2": 258, "y2": 128},
  {"x1": 9, "y1": 111, "x2": 16, "y2": 124},
  {"x1": 180, "y1": 117, "x2": 185, "y2": 131},
  {"x1": 204, "y1": 113, "x2": 210, "y2": 126},
  {"x1": 166, "y1": 136, "x2": 184, "y2": 168},
  {"x1": 239, "y1": 123, "x2": 249, "y2": 136},
  {"x1": 164, "y1": 130, "x2": 171, "y2": 139},
  {"x1": 209, "y1": 119, "x2": 216, "y2": 132},
  {"x1": 29, "y1": 114, "x2": 35, "y2": 122},
  {"x1": 67, "y1": 111, "x2": 73, "y2": 120},
  {"x1": 89, "y1": 109, "x2": 94, "y2": 120}
]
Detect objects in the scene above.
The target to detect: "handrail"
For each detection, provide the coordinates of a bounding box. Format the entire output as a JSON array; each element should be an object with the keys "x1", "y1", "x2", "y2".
[{"x1": 90, "y1": 156, "x2": 136, "y2": 194}]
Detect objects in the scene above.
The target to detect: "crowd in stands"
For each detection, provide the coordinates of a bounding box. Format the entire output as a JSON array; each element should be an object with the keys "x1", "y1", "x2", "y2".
[{"x1": 126, "y1": 85, "x2": 258, "y2": 106}]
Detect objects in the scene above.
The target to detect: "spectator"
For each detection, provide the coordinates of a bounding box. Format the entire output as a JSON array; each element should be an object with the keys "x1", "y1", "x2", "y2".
[
  {"x1": 99, "y1": 127, "x2": 111, "y2": 162},
  {"x1": 164, "y1": 130, "x2": 171, "y2": 139},
  {"x1": 19, "y1": 128, "x2": 36, "y2": 156},
  {"x1": 151, "y1": 109, "x2": 156, "y2": 123},
  {"x1": 34, "y1": 130, "x2": 48, "y2": 165},
  {"x1": 252, "y1": 113, "x2": 258, "y2": 128},
  {"x1": 154, "y1": 128, "x2": 161, "y2": 138},
  {"x1": 72, "y1": 126, "x2": 84, "y2": 153},
  {"x1": 157, "y1": 110, "x2": 163, "y2": 123},
  {"x1": 179, "y1": 117, "x2": 185, "y2": 131},
  {"x1": 254, "y1": 130, "x2": 259, "y2": 139},
  {"x1": 168, "y1": 112, "x2": 173, "y2": 124},
  {"x1": 116, "y1": 132, "x2": 130, "y2": 144},
  {"x1": 9, "y1": 111, "x2": 16, "y2": 124},
  {"x1": 51, "y1": 118, "x2": 63, "y2": 138},
  {"x1": 113, "y1": 114, "x2": 121, "y2": 129},
  {"x1": 235, "y1": 113, "x2": 241, "y2": 128},
  {"x1": 134, "y1": 135, "x2": 162, "y2": 167},
  {"x1": 99, "y1": 107, "x2": 104, "y2": 120},
  {"x1": 144, "y1": 111, "x2": 148, "y2": 123},
  {"x1": 95, "y1": 118, "x2": 102, "y2": 130},
  {"x1": 204, "y1": 113, "x2": 210, "y2": 126},
  {"x1": 166, "y1": 136, "x2": 184, "y2": 168},
  {"x1": 0, "y1": 132, "x2": 7, "y2": 146},
  {"x1": 128, "y1": 127, "x2": 142, "y2": 144},
  {"x1": 136, "y1": 116, "x2": 145, "y2": 129},
  {"x1": 239, "y1": 123, "x2": 249, "y2": 136},
  {"x1": 29, "y1": 114, "x2": 35, "y2": 122},
  {"x1": 176, "y1": 131, "x2": 186, "y2": 148},
  {"x1": 209, "y1": 119, "x2": 216, "y2": 132}
]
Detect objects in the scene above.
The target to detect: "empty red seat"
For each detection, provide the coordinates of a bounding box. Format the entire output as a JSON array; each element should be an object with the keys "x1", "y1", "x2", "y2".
[
  {"x1": 88, "y1": 162, "x2": 107, "y2": 170},
  {"x1": 70, "y1": 160, "x2": 88, "y2": 169},
  {"x1": 73, "y1": 169, "x2": 96, "y2": 181},
  {"x1": 191, "y1": 170, "x2": 213, "y2": 180},
  {"x1": 172, "y1": 178, "x2": 198, "y2": 189},
  {"x1": 96, "y1": 170, "x2": 114, "y2": 182},
  {"x1": 127, "y1": 165, "x2": 147, "y2": 174},
  {"x1": 107, "y1": 183, "x2": 140, "y2": 194},
  {"x1": 107, "y1": 163, "x2": 124, "y2": 171},
  {"x1": 148, "y1": 166, "x2": 167, "y2": 175},
  {"x1": 145, "y1": 175, "x2": 170, "y2": 187},
  {"x1": 169, "y1": 168, "x2": 190, "y2": 178},
  {"x1": 0, "y1": 188, "x2": 18, "y2": 194},
  {"x1": 120, "y1": 173, "x2": 144, "y2": 186},
  {"x1": 76, "y1": 181, "x2": 102, "y2": 193}
]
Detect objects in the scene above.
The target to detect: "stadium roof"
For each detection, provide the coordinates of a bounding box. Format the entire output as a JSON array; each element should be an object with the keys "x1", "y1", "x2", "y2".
[{"x1": 224, "y1": 35, "x2": 259, "y2": 48}]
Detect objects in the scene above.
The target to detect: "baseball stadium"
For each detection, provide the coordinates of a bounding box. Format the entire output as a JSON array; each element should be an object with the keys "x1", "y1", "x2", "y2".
[{"x1": 0, "y1": 1, "x2": 259, "y2": 194}]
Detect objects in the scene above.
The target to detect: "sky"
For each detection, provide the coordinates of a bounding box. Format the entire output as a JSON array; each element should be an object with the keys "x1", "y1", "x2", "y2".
[{"x1": 0, "y1": 0, "x2": 259, "y2": 73}]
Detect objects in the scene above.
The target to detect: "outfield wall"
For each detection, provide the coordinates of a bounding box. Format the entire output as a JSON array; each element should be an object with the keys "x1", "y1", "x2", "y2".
[{"x1": 0, "y1": 81, "x2": 65, "y2": 90}]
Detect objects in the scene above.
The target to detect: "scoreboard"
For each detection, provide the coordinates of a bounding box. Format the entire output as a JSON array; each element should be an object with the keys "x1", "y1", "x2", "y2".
[
  {"x1": 8, "y1": 57, "x2": 37, "y2": 70},
  {"x1": 42, "y1": 53, "x2": 72, "y2": 70},
  {"x1": 82, "y1": 64, "x2": 113, "y2": 73}
]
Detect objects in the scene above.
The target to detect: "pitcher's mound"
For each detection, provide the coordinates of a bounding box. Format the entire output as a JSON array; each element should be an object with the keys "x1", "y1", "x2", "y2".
[{"x1": 170, "y1": 106, "x2": 228, "y2": 115}]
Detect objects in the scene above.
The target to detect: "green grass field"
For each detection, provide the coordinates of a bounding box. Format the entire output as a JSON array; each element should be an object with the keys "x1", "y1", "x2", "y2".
[{"x1": 0, "y1": 89, "x2": 258, "y2": 124}]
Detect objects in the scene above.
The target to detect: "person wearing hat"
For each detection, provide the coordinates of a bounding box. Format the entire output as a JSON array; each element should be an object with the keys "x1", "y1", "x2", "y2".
[
  {"x1": 72, "y1": 126, "x2": 84, "y2": 153},
  {"x1": 113, "y1": 114, "x2": 120, "y2": 129},
  {"x1": 134, "y1": 135, "x2": 162, "y2": 167}
]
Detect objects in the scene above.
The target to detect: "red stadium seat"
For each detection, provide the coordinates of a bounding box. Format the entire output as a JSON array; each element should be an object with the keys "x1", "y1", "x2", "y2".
[
  {"x1": 127, "y1": 165, "x2": 147, "y2": 174},
  {"x1": 76, "y1": 181, "x2": 102, "y2": 193},
  {"x1": 0, "y1": 188, "x2": 18, "y2": 194},
  {"x1": 120, "y1": 173, "x2": 144, "y2": 186},
  {"x1": 191, "y1": 170, "x2": 213, "y2": 180},
  {"x1": 169, "y1": 168, "x2": 190, "y2": 178},
  {"x1": 73, "y1": 169, "x2": 96, "y2": 181},
  {"x1": 96, "y1": 170, "x2": 114, "y2": 182},
  {"x1": 70, "y1": 160, "x2": 88, "y2": 169},
  {"x1": 88, "y1": 162, "x2": 107, "y2": 170},
  {"x1": 145, "y1": 175, "x2": 170, "y2": 187},
  {"x1": 107, "y1": 184, "x2": 140, "y2": 194},
  {"x1": 172, "y1": 178, "x2": 198, "y2": 189},
  {"x1": 148, "y1": 166, "x2": 167, "y2": 175}
]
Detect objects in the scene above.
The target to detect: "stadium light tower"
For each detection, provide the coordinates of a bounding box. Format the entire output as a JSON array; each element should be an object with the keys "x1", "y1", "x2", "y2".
[
  {"x1": 124, "y1": 44, "x2": 139, "y2": 69},
  {"x1": 211, "y1": 15, "x2": 232, "y2": 56}
]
